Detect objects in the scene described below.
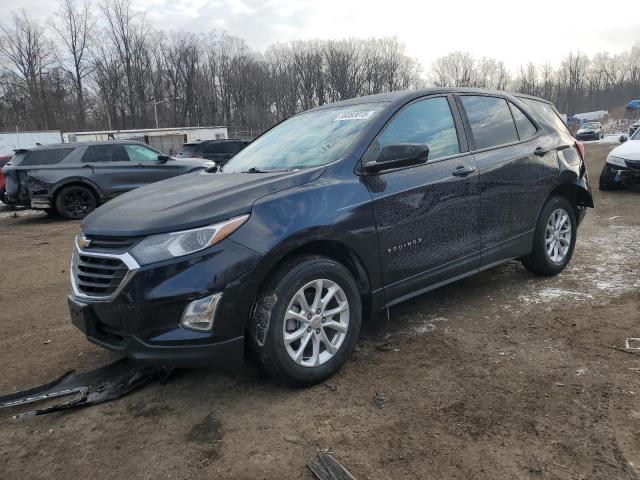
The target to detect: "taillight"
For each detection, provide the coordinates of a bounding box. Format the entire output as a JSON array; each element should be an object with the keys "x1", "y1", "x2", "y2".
[{"x1": 575, "y1": 141, "x2": 585, "y2": 162}]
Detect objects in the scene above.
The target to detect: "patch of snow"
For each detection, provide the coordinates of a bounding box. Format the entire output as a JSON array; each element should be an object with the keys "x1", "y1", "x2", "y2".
[{"x1": 408, "y1": 316, "x2": 449, "y2": 336}]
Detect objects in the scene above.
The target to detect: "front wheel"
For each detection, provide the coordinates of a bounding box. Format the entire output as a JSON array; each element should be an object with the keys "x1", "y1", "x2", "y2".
[
  {"x1": 521, "y1": 196, "x2": 577, "y2": 276},
  {"x1": 54, "y1": 185, "x2": 97, "y2": 220},
  {"x1": 249, "y1": 255, "x2": 362, "y2": 387}
]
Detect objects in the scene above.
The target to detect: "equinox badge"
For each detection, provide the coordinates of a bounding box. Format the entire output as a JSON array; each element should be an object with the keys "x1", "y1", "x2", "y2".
[{"x1": 387, "y1": 238, "x2": 422, "y2": 254}]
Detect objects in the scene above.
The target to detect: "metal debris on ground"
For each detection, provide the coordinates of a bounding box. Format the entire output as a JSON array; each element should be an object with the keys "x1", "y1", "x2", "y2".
[
  {"x1": 374, "y1": 341, "x2": 398, "y2": 352},
  {"x1": 0, "y1": 358, "x2": 172, "y2": 418},
  {"x1": 307, "y1": 451, "x2": 356, "y2": 480},
  {"x1": 374, "y1": 392, "x2": 386, "y2": 409},
  {"x1": 625, "y1": 338, "x2": 640, "y2": 351}
]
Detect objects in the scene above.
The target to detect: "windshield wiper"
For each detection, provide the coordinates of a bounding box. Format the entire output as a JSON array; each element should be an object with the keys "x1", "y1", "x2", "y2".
[{"x1": 240, "y1": 167, "x2": 295, "y2": 173}]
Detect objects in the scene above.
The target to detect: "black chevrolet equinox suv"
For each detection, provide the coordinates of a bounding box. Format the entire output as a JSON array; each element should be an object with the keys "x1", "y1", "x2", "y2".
[{"x1": 68, "y1": 88, "x2": 593, "y2": 386}]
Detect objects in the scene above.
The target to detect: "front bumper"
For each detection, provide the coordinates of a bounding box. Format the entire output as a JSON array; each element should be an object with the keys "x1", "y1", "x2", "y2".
[
  {"x1": 606, "y1": 161, "x2": 640, "y2": 179},
  {"x1": 68, "y1": 239, "x2": 263, "y2": 370},
  {"x1": 576, "y1": 132, "x2": 600, "y2": 140}
]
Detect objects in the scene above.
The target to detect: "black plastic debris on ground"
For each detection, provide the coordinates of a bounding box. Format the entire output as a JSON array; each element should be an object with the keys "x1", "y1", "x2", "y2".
[
  {"x1": 307, "y1": 452, "x2": 356, "y2": 480},
  {"x1": 0, "y1": 358, "x2": 172, "y2": 418}
]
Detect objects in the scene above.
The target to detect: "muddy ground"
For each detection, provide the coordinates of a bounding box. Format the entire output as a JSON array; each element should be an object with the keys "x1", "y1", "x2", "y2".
[{"x1": 0, "y1": 143, "x2": 639, "y2": 479}]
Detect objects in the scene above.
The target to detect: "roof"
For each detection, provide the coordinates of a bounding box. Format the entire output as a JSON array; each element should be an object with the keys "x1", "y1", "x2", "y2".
[
  {"x1": 15, "y1": 140, "x2": 147, "y2": 152},
  {"x1": 307, "y1": 87, "x2": 553, "y2": 112}
]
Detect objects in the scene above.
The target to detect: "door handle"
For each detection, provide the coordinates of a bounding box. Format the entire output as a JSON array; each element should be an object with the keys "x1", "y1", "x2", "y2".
[
  {"x1": 452, "y1": 165, "x2": 476, "y2": 176},
  {"x1": 534, "y1": 147, "x2": 550, "y2": 156}
]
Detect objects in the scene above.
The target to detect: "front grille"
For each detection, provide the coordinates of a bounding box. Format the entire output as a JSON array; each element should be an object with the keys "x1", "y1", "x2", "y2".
[
  {"x1": 72, "y1": 251, "x2": 129, "y2": 297},
  {"x1": 83, "y1": 235, "x2": 139, "y2": 252},
  {"x1": 625, "y1": 159, "x2": 640, "y2": 170}
]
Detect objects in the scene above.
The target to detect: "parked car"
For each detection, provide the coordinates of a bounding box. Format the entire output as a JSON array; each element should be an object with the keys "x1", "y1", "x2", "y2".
[
  {"x1": 2, "y1": 141, "x2": 211, "y2": 219},
  {"x1": 599, "y1": 126, "x2": 640, "y2": 190},
  {"x1": 68, "y1": 88, "x2": 593, "y2": 386},
  {"x1": 576, "y1": 121, "x2": 603, "y2": 141},
  {"x1": 177, "y1": 139, "x2": 249, "y2": 164},
  {"x1": 0, "y1": 154, "x2": 12, "y2": 202},
  {"x1": 629, "y1": 120, "x2": 640, "y2": 136}
]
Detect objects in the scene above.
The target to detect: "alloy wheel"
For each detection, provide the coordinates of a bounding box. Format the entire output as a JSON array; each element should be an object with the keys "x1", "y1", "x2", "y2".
[
  {"x1": 282, "y1": 278, "x2": 350, "y2": 367},
  {"x1": 545, "y1": 208, "x2": 572, "y2": 263},
  {"x1": 63, "y1": 188, "x2": 93, "y2": 217}
]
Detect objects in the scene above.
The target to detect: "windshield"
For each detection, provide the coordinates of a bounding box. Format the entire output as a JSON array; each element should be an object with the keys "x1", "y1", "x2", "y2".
[
  {"x1": 222, "y1": 103, "x2": 388, "y2": 173},
  {"x1": 582, "y1": 122, "x2": 599, "y2": 129},
  {"x1": 179, "y1": 144, "x2": 199, "y2": 156}
]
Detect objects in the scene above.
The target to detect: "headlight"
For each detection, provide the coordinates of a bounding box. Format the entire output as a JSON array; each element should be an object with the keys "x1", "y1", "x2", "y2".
[
  {"x1": 606, "y1": 155, "x2": 627, "y2": 168},
  {"x1": 130, "y1": 214, "x2": 249, "y2": 265}
]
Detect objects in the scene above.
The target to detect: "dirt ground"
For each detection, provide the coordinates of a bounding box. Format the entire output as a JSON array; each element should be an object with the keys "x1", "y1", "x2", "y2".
[{"x1": 0, "y1": 142, "x2": 639, "y2": 479}]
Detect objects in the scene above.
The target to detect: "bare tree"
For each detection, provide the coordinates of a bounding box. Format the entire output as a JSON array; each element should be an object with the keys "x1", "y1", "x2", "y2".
[
  {"x1": 0, "y1": 10, "x2": 54, "y2": 129},
  {"x1": 50, "y1": 0, "x2": 94, "y2": 129}
]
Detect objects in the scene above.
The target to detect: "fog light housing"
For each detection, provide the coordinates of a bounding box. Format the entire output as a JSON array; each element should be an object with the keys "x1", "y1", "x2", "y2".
[{"x1": 180, "y1": 293, "x2": 222, "y2": 331}]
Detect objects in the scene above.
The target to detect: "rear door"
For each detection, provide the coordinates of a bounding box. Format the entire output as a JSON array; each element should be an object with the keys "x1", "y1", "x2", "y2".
[
  {"x1": 81, "y1": 144, "x2": 133, "y2": 198},
  {"x1": 457, "y1": 94, "x2": 547, "y2": 266},
  {"x1": 365, "y1": 95, "x2": 481, "y2": 304},
  {"x1": 124, "y1": 144, "x2": 178, "y2": 188}
]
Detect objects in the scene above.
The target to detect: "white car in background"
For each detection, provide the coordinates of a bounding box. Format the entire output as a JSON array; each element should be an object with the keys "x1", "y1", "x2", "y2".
[{"x1": 599, "y1": 128, "x2": 640, "y2": 190}]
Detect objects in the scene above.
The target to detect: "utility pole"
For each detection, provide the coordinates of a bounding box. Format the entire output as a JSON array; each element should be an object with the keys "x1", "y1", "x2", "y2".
[{"x1": 152, "y1": 97, "x2": 183, "y2": 129}]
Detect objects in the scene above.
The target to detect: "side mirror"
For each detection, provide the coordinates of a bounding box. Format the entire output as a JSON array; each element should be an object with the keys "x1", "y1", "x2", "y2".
[
  {"x1": 157, "y1": 155, "x2": 172, "y2": 163},
  {"x1": 364, "y1": 143, "x2": 429, "y2": 174},
  {"x1": 619, "y1": 135, "x2": 628, "y2": 143}
]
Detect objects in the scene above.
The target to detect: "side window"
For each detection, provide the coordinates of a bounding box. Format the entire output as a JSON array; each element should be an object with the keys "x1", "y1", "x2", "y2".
[
  {"x1": 378, "y1": 97, "x2": 460, "y2": 161},
  {"x1": 83, "y1": 145, "x2": 128, "y2": 163},
  {"x1": 509, "y1": 103, "x2": 537, "y2": 140},
  {"x1": 125, "y1": 144, "x2": 161, "y2": 163},
  {"x1": 203, "y1": 142, "x2": 222, "y2": 154},
  {"x1": 461, "y1": 96, "x2": 519, "y2": 150},
  {"x1": 222, "y1": 142, "x2": 243, "y2": 154},
  {"x1": 21, "y1": 148, "x2": 75, "y2": 166},
  {"x1": 520, "y1": 98, "x2": 571, "y2": 135}
]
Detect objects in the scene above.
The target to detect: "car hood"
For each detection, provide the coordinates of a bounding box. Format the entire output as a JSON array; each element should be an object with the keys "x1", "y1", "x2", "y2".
[
  {"x1": 577, "y1": 128, "x2": 596, "y2": 134},
  {"x1": 609, "y1": 140, "x2": 640, "y2": 162},
  {"x1": 82, "y1": 167, "x2": 325, "y2": 237}
]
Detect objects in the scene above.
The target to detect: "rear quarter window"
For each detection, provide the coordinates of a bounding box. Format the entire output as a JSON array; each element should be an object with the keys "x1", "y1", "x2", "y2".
[
  {"x1": 520, "y1": 98, "x2": 571, "y2": 135},
  {"x1": 19, "y1": 148, "x2": 75, "y2": 166}
]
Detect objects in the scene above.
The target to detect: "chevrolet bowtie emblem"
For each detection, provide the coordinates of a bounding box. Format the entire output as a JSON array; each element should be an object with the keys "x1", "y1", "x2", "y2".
[{"x1": 78, "y1": 236, "x2": 92, "y2": 249}]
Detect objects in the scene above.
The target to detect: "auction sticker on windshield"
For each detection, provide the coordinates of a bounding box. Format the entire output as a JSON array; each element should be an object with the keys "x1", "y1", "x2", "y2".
[{"x1": 334, "y1": 111, "x2": 376, "y2": 121}]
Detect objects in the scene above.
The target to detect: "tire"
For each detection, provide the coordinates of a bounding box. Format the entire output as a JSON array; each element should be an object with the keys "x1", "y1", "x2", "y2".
[
  {"x1": 249, "y1": 255, "x2": 362, "y2": 387},
  {"x1": 521, "y1": 196, "x2": 577, "y2": 276},
  {"x1": 54, "y1": 185, "x2": 97, "y2": 220},
  {"x1": 599, "y1": 164, "x2": 623, "y2": 191},
  {"x1": 0, "y1": 186, "x2": 5, "y2": 203}
]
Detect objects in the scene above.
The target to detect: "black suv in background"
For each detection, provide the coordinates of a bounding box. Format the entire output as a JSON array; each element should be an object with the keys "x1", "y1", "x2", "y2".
[
  {"x1": 69, "y1": 88, "x2": 593, "y2": 386},
  {"x1": 2, "y1": 141, "x2": 210, "y2": 219},
  {"x1": 178, "y1": 139, "x2": 249, "y2": 163}
]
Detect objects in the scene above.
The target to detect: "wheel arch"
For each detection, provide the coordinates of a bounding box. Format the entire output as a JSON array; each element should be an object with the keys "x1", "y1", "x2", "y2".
[
  {"x1": 52, "y1": 179, "x2": 102, "y2": 205},
  {"x1": 248, "y1": 238, "x2": 376, "y2": 329},
  {"x1": 547, "y1": 182, "x2": 593, "y2": 211}
]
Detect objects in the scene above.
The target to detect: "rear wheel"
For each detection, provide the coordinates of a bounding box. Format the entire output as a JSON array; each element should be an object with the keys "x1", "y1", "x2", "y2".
[
  {"x1": 249, "y1": 255, "x2": 362, "y2": 387},
  {"x1": 521, "y1": 196, "x2": 576, "y2": 276},
  {"x1": 54, "y1": 185, "x2": 97, "y2": 220},
  {"x1": 599, "y1": 164, "x2": 623, "y2": 191}
]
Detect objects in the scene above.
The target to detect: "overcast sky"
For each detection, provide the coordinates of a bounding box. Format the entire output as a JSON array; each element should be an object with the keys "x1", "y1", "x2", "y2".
[{"x1": 2, "y1": 0, "x2": 638, "y2": 73}]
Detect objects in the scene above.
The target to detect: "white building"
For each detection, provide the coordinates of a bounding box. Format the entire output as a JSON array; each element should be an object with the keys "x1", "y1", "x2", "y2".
[
  {"x1": 64, "y1": 126, "x2": 228, "y2": 155},
  {"x1": 0, "y1": 130, "x2": 63, "y2": 155}
]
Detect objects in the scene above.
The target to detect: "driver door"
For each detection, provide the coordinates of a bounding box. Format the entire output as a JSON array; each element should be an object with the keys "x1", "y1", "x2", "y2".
[
  {"x1": 364, "y1": 95, "x2": 481, "y2": 304},
  {"x1": 124, "y1": 144, "x2": 178, "y2": 188}
]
